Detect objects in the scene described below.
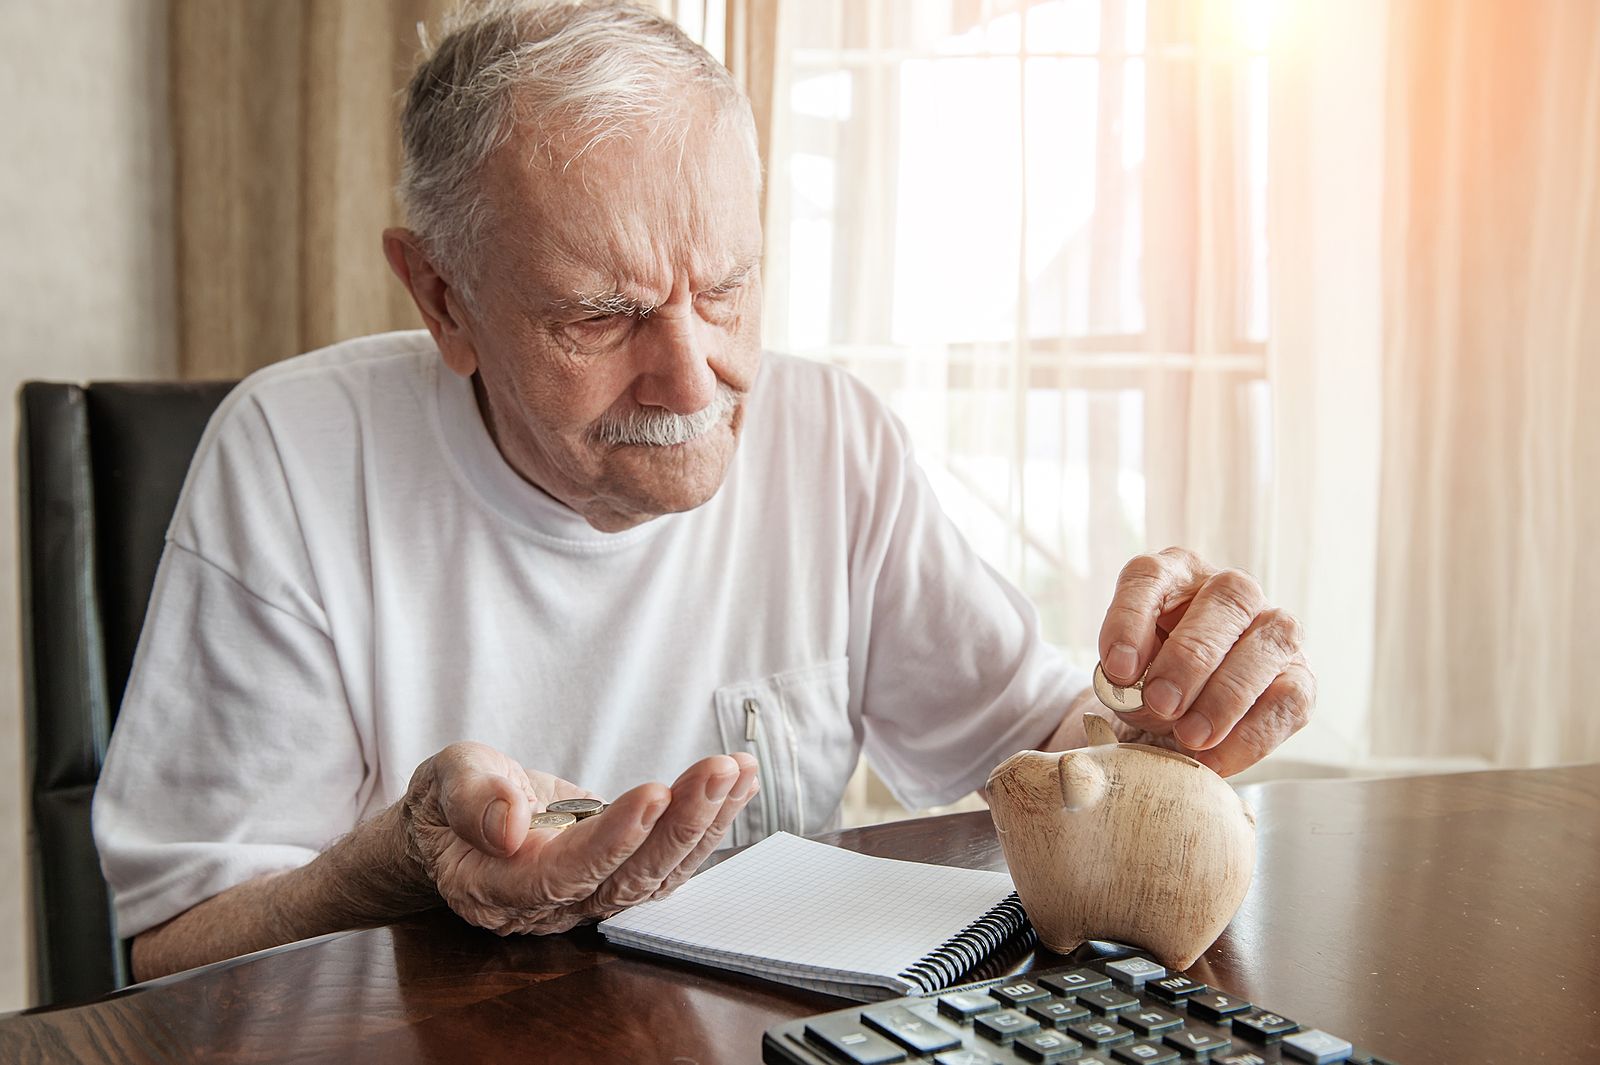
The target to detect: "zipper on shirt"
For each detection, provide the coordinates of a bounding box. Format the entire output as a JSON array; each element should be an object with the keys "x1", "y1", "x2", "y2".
[{"x1": 742, "y1": 697, "x2": 783, "y2": 833}]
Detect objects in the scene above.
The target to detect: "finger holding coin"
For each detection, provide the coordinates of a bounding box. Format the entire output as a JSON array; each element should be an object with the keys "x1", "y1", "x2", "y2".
[
  {"x1": 1092, "y1": 661, "x2": 1148, "y2": 714},
  {"x1": 1093, "y1": 547, "x2": 1314, "y2": 776}
]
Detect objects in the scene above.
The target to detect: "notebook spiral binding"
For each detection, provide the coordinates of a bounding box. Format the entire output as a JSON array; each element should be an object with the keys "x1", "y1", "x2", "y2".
[{"x1": 897, "y1": 892, "x2": 1035, "y2": 995}]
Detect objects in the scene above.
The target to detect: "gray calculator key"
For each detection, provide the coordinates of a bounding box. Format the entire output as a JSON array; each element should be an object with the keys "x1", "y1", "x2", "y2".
[
  {"x1": 1106, "y1": 958, "x2": 1167, "y2": 987},
  {"x1": 1123, "y1": 1006, "x2": 1184, "y2": 1036},
  {"x1": 1014, "y1": 1028, "x2": 1084, "y2": 1062},
  {"x1": 933, "y1": 1049, "x2": 998, "y2": 1065},
  {"x1": 975, "y1": 1009, "x2": 1041, "y2": 1043},
  {"x1": 1232, "y1": 1009, "x2": 1299, "y2": 1042},
  {"x1": 1165, "y1": 1027, "x2": 1233, "y2": 1058},
  {"x1": 1041, "y1": 968, "x2": 1113, "y2": 995},
  {"x1": 1069, "y1": 1019, "x2": 1135, "y2": 1048},
  {"x1": 939, "y1": 990, "x2": 1001, "y2": 1021},
  {"x1": 1282, "y1": 1029, "x2": 1355, "y2": 1063},
  {"x1": 1112, "y1": 1041, "x2": 1181, "y2": 1064},
  {"x1": 991, "y1": 979, "x2": 1054, "y2": 1007},
  {"x1": 804, "y1": 1014, "x2": 907, "y2": 1064},
  {"x1": 862, "y1": 1005, "x2": 962, "y2": 1054}
]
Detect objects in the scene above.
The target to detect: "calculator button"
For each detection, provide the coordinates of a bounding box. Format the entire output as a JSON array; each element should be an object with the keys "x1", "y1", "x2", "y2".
[
  {"x1": 1068, "y1": 1019, "x2": 1135, "y2": 1048},
  {"x1": 975, "y1": 1009, "x2": 1041, "y2": 1043},
  {"x1": 1111, "y1": 1041, "x2": 1181, "y2": 1064},
  {"x1": 1041, "y1": 968, "x2": 1113, "y2": 995},
  {"x1": 1078, "y1": 988, "x2": 1141, "y2": 1015},
  {"x1": 1164, "y1": 1028, "x2": 1233, "y2": 1058},
  {"x1": 933, "y1": 1051, "x2": 998, "y2": 1065},
  {"x1": 1106, "y1": 958, "x2": 1167, "y2": 987},
  {"x1": 991, "y1": 980, "x2": 1054, "y2": 1007},
  {"x1": 1231, "y1": 1009, "x2": 1299, "y2": 1042},
  {"x1": 803, "y1": 1015, "x2": 908, "y2": 1064},
  {"x1": 1282, "y1": 1029, "x2": 1355, "y2": 1063},
  {"x1": 1122, "y1": 1007, "x2": 1184, "y2": 1036},
  {"x1": 1185, "y1": 992, "x2": 1252, "y2": 1024},
  {"x1": 1028, "y1": 998, "x2": 1092, "y2": 1028},
  {"x1": 861, "y1": 1005, "x2": 962, "y2": 1054},
  {"x1": 939, "y1": 990, "x2": 1002, "y2": 1021},
  {"x1": 1014, "y1": 1029, "x2": 1085, "y2": 1062},
  {"x1": 1146, "y1": 975, "x2": 1207, "y2": 1002},
  {"x1": 1213, "y1": 1055, "x2": 1269, "y2": 1065}
]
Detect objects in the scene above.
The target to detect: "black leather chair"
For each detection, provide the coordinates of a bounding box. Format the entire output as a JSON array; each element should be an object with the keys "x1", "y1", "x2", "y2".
[{"x1": 18, "y1": 379, "x2": 236, "y2": 1006}]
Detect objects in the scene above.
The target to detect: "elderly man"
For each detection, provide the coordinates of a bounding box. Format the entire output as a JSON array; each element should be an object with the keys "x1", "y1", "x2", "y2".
[{"x1": 94, "y1": 0, "x2": 1312, "y2": 981}]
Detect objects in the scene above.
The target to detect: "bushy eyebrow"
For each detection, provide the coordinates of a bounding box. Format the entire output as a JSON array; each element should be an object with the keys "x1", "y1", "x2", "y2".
[
  {"x1": 573, "y1": 291, "x2": 655, "y2": 317},
  {"x1": 561, "y1": 258, "x2": 759, "y2": 318}
]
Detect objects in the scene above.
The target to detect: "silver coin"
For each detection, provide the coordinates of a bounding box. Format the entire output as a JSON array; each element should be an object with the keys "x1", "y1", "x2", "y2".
[
  {"x1": 547, "y1": 798, "x2": 605, "y2": 818},
  {"x1": 529, "y1": 811, "x2": 577, "y2": 831},
  {"x1": 1093, "y1": 661, "x2": 1147, "y2": 713}
]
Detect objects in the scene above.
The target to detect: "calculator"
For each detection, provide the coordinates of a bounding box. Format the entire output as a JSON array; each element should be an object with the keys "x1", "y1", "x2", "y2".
[{"x1": 761, "y1": 954, "x2": 1399, "y2": 1065}]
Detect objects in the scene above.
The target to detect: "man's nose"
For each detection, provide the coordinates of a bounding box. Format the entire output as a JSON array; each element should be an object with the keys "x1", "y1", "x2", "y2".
[{"x1": 630, "y1": 311, "x2": 718, "y2": 415}]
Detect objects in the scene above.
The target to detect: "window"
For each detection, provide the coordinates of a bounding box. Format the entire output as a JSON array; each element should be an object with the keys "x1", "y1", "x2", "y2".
[{"x1": 765, "y1": 0, "x2": 1274, "y2": 665}]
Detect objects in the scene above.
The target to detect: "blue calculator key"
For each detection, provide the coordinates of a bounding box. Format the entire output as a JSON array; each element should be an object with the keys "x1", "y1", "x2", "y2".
[
  {"x1": 1282, "y1": 1029, "x2": 1354, "y2": 1063},
  {"x1": 1106, "y1": 958, "x2": 1167, "y2": 987}
]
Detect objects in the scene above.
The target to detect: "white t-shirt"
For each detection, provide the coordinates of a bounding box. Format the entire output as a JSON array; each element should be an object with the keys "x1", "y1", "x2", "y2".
[{"x1": 93, "y1": 331, "x2": 1088, "y2": 938}]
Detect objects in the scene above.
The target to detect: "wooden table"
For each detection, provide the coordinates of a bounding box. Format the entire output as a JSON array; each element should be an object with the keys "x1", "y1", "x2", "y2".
[{"x1": 4, "y1": 765, "x2": 1598, "y2": 1063}]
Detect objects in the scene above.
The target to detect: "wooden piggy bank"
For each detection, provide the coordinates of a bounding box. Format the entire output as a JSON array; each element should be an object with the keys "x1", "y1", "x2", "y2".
[{"x1": 985, "y1": 714, "x2": 1256, "y2": 970}]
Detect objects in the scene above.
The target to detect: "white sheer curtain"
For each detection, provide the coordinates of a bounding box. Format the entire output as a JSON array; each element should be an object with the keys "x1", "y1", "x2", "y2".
[
  {"x1": 1373, "y1": 0, "x2": 1600, "y2": 768},
  {"x1": 732, "y1": 0, "x2": 1600, "y2": 789},
  {"x1": 763, "y1": 0, "x2": 1277, "y2": 677}
]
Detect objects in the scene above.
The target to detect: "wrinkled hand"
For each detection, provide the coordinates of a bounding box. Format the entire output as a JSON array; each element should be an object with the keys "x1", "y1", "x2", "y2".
[
  {"x1": 400, "y1": 742, "x2": 758, "y2": 934},
  {"x1": 1098, "y1": 547, "x2": 1314, "y2": 776}
]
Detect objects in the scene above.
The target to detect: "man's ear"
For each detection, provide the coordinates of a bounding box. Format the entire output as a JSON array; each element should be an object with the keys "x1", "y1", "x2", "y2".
[{"x1": 383, "y1": 227, "x2": 479, "y2": 377}]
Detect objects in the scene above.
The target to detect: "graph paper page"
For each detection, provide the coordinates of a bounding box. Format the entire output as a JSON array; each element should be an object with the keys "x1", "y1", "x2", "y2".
[{"x1": 598, "y1": 832, "x2": 1015, "y2": 983}]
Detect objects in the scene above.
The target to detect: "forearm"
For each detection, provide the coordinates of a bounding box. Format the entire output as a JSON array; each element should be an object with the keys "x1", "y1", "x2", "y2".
[
  {"x1": 1040, "y1": 686, "x2": 1102, "y2": 752},
  {"x1": 130, "y1": 802, "x2": 437, "y2": 981}
]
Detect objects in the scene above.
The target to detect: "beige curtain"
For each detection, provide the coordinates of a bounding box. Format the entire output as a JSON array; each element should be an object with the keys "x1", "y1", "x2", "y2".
[
  {"x1": 1374, "y1": 0, "x2": 1600, "y2": 765},
  {"x1": 173, "y1": 1, "x2": 775, "y2": 381},
  {"x1": 171, "y1": 1, "x2": 453, "y2": 379}
]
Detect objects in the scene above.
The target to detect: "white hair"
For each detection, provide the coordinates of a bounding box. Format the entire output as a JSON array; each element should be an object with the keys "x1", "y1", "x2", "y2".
[
  {"x1": 589, "y1": 380, "x2": 740, "y2": 447},
  {"x1": 398, "y1": 0, "x2": 757, "y2": 302}
]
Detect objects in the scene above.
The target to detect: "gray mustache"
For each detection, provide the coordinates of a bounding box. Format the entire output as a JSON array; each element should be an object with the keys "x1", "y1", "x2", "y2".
[{"x1": 589, "y1": 383, "x2": 741, "y2": 447}]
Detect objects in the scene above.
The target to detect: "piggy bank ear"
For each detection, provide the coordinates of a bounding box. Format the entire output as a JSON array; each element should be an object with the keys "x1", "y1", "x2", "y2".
[
  {"x1": 1057, "y1": 752, "x2": 1109, "y2": 812},
  {"x1": 1083, "y1": 713, "x2": 1119, "y2": 746}
]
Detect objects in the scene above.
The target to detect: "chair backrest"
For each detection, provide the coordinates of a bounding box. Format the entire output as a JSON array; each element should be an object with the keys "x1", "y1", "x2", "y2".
[{"x1": 18, "y1": 379, "x2": 236, "y2": 1006}]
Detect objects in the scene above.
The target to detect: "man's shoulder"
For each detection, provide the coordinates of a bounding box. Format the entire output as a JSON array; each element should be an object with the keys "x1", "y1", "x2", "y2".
[
  {"x1": 198, "y1": 330, "x2": 436, "y2": 446},
  {"x1": 752, "y1": 352, "x2": 901, "y2": 435},
  {"x1": 230, "y1": 329, "x2": 437, "y2": 405}
]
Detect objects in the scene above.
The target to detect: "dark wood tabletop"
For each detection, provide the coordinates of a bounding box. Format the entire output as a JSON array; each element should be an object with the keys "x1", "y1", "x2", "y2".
[{"x1": 4, "y1": 764, "x2": 1598, "y2": 1064}]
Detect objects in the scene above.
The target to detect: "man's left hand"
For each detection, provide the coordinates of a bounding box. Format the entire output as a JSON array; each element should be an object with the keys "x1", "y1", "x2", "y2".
[{"x1": 1097, "y1": 546, "x2": 1314, "y2": 776}]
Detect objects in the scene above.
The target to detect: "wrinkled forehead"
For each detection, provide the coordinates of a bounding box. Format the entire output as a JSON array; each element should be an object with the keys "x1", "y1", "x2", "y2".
[{"x1": 477, "y1": 100, "x2": 762, "y2": 300}]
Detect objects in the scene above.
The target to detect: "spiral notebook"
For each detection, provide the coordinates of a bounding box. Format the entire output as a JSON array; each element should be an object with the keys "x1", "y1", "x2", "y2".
[{"x1": 597, "y1": 831, "x2": 1031, "y2": 1001}]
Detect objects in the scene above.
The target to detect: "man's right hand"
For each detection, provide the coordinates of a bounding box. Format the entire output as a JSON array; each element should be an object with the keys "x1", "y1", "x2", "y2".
[{"x1": 399, "y1": 743, "x2": 759, "y2": 935}]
